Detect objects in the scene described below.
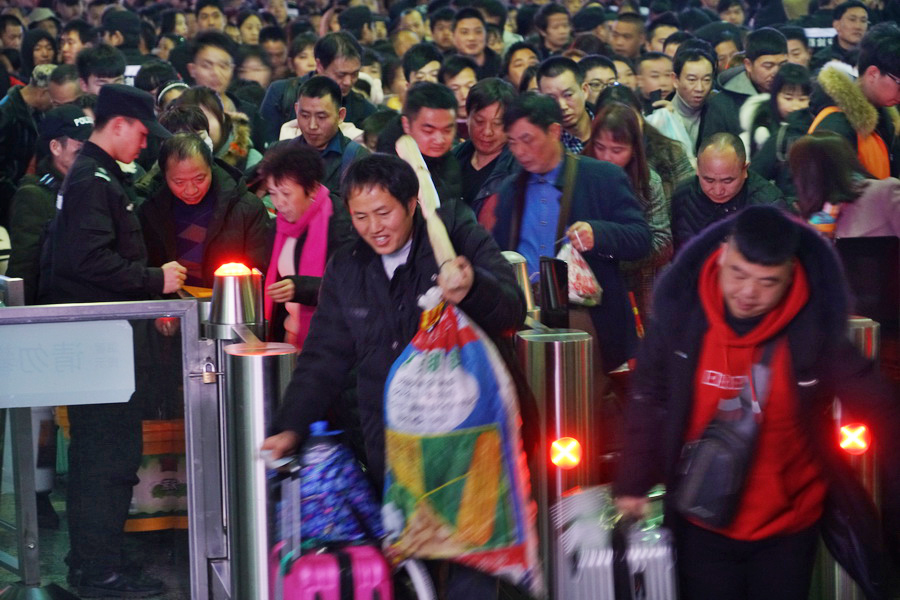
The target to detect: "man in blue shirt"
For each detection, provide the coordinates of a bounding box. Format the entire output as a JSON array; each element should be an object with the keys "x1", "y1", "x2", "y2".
[{"x1": 485, "y1": 91, "x2": 651, "y2": 373}]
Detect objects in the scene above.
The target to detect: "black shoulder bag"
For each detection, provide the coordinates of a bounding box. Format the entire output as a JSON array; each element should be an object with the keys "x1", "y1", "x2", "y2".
[{"x1": 672, "y1": 338, "x2": 779, "y2": 529}]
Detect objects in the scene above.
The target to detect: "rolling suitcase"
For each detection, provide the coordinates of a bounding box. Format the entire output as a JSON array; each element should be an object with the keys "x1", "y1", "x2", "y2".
[
  {"x1": 269, "y1": 459, "x2": 394, "y2": 600},
  {"x1": 554, "y1": 486, "x2": 677, "y2": 600}
]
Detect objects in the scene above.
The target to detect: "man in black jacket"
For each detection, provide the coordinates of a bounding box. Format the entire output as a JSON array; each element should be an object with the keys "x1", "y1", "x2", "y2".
[
  {"x1": 263, "y1": 152, "x2": 523, "y2": 486},
  {"x1": 262, "y1": 154, "x2": 524, "y2": 598},
  {"x1": 672, "y1": 133, "x2": 785, "y2": 251},
  {"x1": 809, "y1": 1, "x2": 869, "y2": 72},
  {"x1": 615, "y1": 206, "x2": 899, "y2": 600},
  {"x1": 7, "y1": 104, "x2": 92, "y2": 304},
  {"x1": 39, "y1": 84, "x2": 185, "y2": 598},
  {"x1": 0, "y1": 63, "x2": 53, "y2": 228}
]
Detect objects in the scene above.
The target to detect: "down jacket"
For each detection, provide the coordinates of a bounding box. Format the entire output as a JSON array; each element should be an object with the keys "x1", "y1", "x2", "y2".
[
  {"x1": 615, "y1": 213, "x2": 900, "y2": 593},
  {"x1": 671, "y1": 170, "x2": 786, "y2": 251}
]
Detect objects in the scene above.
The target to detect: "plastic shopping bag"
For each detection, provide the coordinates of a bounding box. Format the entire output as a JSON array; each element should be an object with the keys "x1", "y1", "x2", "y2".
[
  {"x1": 382, "y1": 288, "x2": 543, "y2": 597},
  {"x1": 557, "y1": 242, "x2": 602, "y2": 306}
]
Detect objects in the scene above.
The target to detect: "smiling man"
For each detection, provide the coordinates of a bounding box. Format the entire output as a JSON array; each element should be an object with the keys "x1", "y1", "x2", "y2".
[
  {"x1": 452, "y1": 7, "x2": 501, "y2": 79},
  {"x1": 671, "y1": 133, "x2": 785, "y2": 250},
  {"x1": 262, "y1": 153, "x2": 525, "y2": 600}
]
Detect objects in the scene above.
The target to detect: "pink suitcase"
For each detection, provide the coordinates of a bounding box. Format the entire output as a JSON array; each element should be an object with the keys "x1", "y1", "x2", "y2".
[
  {"x1": 269, "y1": 460, "x2": 393, "y2": 600},
  {"x1": 269, "y1": 542, "x2": 393, "y2": 600}
]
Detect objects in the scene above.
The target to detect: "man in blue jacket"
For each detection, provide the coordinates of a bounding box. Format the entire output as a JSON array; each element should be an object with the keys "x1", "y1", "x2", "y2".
[{"x1": 483, "y1": 91, "x2": 651, "y2": 373}]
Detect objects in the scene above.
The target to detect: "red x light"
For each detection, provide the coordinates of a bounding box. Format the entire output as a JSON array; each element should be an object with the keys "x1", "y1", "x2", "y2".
[
  {"x1": 840, "y1": 423, "x2": 870, "y2": 456},
  {"x1": 551, "y1": 437, "x2": 582, "y2": 470}
]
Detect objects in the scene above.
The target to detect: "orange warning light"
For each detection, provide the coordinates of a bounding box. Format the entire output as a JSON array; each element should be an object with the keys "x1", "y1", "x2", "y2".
[
  {"x1": 215, "y1": 263, "x2": 252, "y2": 277},
  {"x1": 840, "y1": 423, "x2": 870, "y2": 456},
  {"x1": 551, "y1": 437, "x2": 582, "y2": 470}
]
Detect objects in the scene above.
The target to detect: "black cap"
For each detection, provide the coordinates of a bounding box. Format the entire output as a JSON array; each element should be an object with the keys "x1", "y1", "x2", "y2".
[
  {"x1": 102, "y1": 10, "x2": 141, "y2": 37},
  {"x1": 95, "y1": 84, "x2": 172, "y2": 138},
  {"x1": 573, "y1": 7, "x2": 606, "y2": 33},
  {"x1": 40, "y1": 105, "x2": 94, "y2": 142}
]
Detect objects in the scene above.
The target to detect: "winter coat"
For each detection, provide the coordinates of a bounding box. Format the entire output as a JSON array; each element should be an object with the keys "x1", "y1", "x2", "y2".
[
  {"x1": 739, "y1": 92, "x2": 777, "y2": 159},
  {"x1": 216, "y1": 112, "x2": 263, "y2": 173},
  {"x1": 265, "y1": 190, "x2": 357, "y2": 343},
  {"x1": 698, "y1": 66, "x2": 759, "y2": 141},
  {"x1": 810, "y1": 65, "x2": 900, "y2": 176},
  {"x1": 137, "y1": 163, "x2": 271, "y2": 288},
  {"x1": 0, "y1": 85, "x2": 39, "y2": 227},
  {"x1": 488, "y1": 152, "x2": 652, "y2": 371},
  {"x1": 834, "y1": 177, "x2": 900, "y2": 238},
  {"x1": 749, "y1": 106, "x2": 813, "y2": 202},
  {"x1": 452, "y1": 142, "x2": 520, "y2": 217},
  {"x1": 276, "y1": 197, "x2": 526, "y2": 492},
  {"x1": 614, "y1": 213, "x2": 900, "y2": 590},
  {"x1": 672, "y1": 170, "x2": 787, "y2": 251},
  {"x1": 6, "y1": 158, "x2": 61, "y2": 304},
  {"x1": 646, "y1": 128, "x2": 696, "y2": 201},
  {"x1": 809, "y1": 36, "x2": 858, "y2": 73},
  {"x1": 39, "y1": 142, "x2": 164, "y2": 304}
]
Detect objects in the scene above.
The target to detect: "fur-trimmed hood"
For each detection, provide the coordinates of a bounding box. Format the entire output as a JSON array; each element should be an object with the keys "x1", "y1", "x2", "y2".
[
  {"x1": 217, "y1": 111, "x2": 254, "y2": 168},
  {"x1": 816, "y1": 65, "x2": 878, "y2": 136}
]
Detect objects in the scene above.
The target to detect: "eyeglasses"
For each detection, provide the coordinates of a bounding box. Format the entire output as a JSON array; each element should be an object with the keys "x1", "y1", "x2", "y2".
[{"x1": 884, "y1": 70, "x2": 900, "y2": 86}]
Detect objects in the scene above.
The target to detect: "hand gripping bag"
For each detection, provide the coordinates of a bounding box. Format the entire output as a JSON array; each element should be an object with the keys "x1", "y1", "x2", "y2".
[
  {"x1": 382, "y1": 288, "x2": 543, "y2": 598},
  {"x1": 556, "y1": 242, "x2": 602, "y2": 306}
]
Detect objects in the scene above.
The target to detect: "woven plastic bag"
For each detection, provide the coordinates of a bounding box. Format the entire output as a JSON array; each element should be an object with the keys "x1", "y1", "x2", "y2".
[
  {"x1": 382, "y1": 288, "x2": 543, "y2": 597},
  {"x1": 556, "y1": 242, "x2": 602, "y2": 306}
]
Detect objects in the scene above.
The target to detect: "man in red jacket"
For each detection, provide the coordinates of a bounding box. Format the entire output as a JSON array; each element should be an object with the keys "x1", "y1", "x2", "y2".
[{"x1": 615, "y1": 206, "x2": 899, "y2": 599}]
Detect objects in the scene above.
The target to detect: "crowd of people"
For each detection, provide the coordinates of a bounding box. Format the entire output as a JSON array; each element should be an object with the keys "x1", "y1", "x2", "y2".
[{"x1": 1, "y1": 0, "x2": 899, "y2": 597}]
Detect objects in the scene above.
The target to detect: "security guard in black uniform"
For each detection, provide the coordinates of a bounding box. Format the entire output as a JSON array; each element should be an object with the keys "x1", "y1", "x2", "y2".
[
  {"x1": 39, "y1": 84, "x2": 186, "y2": 598},
  {"x1": 7, "y1": 104, "x2": 93, "y2": 305}
]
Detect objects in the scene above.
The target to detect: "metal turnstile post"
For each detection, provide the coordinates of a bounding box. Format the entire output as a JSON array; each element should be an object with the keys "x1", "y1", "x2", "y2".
[
  {"x1": 812, "y1": 316, "x2": 882, "y2": 600},
  {"x1": 223, "y1": 342, "x2": 296, "y2": 600},
  {"x1": 516, "y1": 329, "x2": 595, "y2": 599}
]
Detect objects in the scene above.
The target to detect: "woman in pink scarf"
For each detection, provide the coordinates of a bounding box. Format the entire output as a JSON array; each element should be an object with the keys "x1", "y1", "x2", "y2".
[{"x1": 259, "y1": 143, "x2": 354, "y2": 348}]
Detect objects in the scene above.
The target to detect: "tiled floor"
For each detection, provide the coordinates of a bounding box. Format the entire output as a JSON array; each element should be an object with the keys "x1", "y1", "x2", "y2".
[{"x1": 0, "y1": 484, "x2": 191, "y2": 599}]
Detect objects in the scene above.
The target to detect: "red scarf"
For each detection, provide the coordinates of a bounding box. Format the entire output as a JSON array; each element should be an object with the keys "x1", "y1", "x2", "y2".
[
  {"x1": 688, "y1": 247, "x2": 826, "y2": 540},
  {"x1": 264, "y1": 184, "x2": 333, "y2": 349}
]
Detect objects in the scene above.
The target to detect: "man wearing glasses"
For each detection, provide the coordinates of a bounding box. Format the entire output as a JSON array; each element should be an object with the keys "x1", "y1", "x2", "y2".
[
  {"x1": 809, "y1": 23, "x2": 900, "y2": 178},
  {"x1": 579, "y1": 55, "x2": 618, "y2": 108}
]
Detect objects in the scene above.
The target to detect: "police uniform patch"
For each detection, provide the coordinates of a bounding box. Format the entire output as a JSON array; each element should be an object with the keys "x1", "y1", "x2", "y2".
[{"x1": 94, "y1": 167, "x2": 111, "y2": 182}]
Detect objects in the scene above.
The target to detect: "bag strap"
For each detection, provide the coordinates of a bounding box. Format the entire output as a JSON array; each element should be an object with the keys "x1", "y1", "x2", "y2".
[
  {"x1": 555, "y1": 153, "x2": 580, "y2": 250},
  {"x1": 745, "y1": 337, "x2": 780, "y2": 415}
]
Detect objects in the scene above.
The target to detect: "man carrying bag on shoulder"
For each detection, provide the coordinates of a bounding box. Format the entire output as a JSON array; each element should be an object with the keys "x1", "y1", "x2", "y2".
[{"x1": 614, "y1": 205, "x2": 900, "y2": 600}]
